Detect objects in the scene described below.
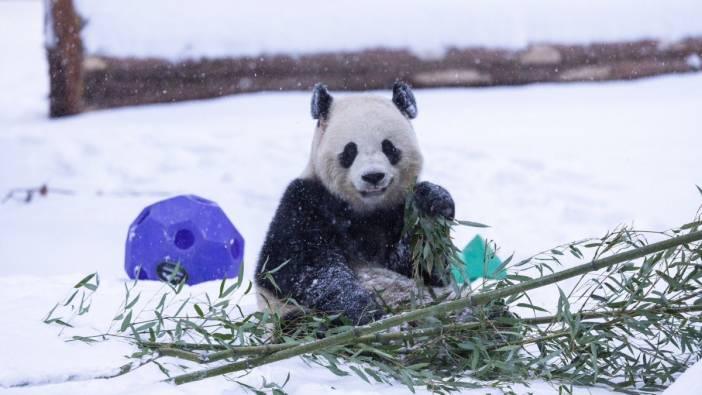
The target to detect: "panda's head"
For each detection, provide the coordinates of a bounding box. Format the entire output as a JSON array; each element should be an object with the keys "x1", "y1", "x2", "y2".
[{"x1": 303, "y1": 82, "x2": 422, "y2": 213}]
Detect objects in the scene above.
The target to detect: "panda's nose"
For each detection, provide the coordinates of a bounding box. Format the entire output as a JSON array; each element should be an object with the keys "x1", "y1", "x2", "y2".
[{"x1": 362, "y1": 172, "x2": 386, "y2": 185}]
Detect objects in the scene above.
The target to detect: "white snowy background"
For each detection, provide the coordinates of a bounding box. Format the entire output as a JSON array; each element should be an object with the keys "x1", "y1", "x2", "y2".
[
  {"x1": 74, "y1": 0, "x2": 702, "y2": 59},
  {"x1": 1, "y1": 1, "x2": 701, "y2": 394}
]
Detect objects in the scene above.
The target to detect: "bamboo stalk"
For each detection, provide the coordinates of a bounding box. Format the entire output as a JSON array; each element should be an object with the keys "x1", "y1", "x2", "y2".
[
  {"x1": 144, "y1": 342, "x2": 229, "y2": 351},
  {"x1": 153, "y1": 304, "x2": 702, "y2": 365},
  {"x1": 158, "y1": 348, "x2": 205, "y2": 363},
  {"x1": 165, "y1": 230, "x2": 702, "y2": 384}
]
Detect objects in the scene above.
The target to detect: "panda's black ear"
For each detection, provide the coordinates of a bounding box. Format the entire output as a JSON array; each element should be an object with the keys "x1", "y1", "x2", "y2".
[
  {"x1": 392, "y1": 81, "x2": 417, "y2": 119},
  {"x1": 311, "y1": 83, "x2": 333, "y2": 120}
]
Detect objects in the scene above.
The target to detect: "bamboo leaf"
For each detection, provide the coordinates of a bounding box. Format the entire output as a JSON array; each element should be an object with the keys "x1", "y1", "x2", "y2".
[
  {"x1": 516, "y1": 302, "x2": 549, "y2": 313},
  {"x1": 43, "y1": 303, "x2": 59, "y2": 324},
  {"x1": 63, "y1": 290, "x2": 79, "y2": 306},
  {"x1": 125, "y1": 293, "x2": 140, "y2": 310},
  {"x1": 194, "y1": 304, "x2": 204, "y2": 318},
  {"x1": 364, "y1": 367, "x2": 383, "y2": 383},
  {"x1": 656, "y1": 270, "x2": 682, "y2": 290},
  {"x1": 74, "y1": 273, "x2": 97, "y2": 289},
  {"x1": 457, "y1": 220, "x2": 489, "y2": 228},
  {"x1": 120, "y1": 310, "x2": 132, "y2": 332},
  {"x1": 349, "y1": 365, "x2": 369, "y2": 383}
]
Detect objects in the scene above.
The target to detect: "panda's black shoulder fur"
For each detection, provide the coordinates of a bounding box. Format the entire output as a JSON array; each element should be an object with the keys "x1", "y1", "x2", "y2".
[{"x1": 256, "y1": 178, "x2": 452, "y2": 324}]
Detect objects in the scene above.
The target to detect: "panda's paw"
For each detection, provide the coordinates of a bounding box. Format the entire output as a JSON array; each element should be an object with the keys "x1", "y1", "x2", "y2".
[{"x1": 414, "y1": 182, "x2": 455, "y2": 219}]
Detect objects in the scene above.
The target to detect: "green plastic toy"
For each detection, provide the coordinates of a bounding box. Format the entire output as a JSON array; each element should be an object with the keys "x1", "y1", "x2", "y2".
[{"x1": 451, "y1": 235, "x2": 507, "y2": 283}]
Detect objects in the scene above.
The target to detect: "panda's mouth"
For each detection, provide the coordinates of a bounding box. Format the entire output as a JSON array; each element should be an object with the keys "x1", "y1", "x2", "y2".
[
  {"x1": 360, "y1": 187, "x2": 387, "y2": 198},
  {"x1": 359, "y1": 179, "x2": 393, "y2": 198}
]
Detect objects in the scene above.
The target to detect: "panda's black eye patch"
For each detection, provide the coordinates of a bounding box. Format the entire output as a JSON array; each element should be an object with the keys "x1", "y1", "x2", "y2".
[
  {"x1": 338, "y1": 142, "x2": 358, "y2": 168},
  {"x1": 382, "y1": 139, "x2": 402, "y2": 165}
]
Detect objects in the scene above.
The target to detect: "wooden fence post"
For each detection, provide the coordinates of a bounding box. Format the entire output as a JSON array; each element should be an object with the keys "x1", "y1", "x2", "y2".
[{"x1": 45, "y1": 0, "x2": 84, "y2": 117}]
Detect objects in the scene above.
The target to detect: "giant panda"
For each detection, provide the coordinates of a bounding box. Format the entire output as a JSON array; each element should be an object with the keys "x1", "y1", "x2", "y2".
[{"x1": 255, "y1": 82, "x2": 456, "y2": 325}]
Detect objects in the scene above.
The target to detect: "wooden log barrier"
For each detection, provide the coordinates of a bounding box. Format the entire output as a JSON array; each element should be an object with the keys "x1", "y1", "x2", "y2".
[{"x1": 46, "y1": 0, "x2": 702, "y2": 117}]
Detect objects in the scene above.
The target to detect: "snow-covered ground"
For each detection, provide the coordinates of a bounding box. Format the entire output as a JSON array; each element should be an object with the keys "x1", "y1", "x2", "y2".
[
  {"x1": 662, "y1": 359, "x2": 702, "y2": 395},
  {"x1": 2, "y1": 1, "x2": 701, "y2": 394},
  {"x1": 74, "y1": 0, "x2": 702, "y2": 60}
]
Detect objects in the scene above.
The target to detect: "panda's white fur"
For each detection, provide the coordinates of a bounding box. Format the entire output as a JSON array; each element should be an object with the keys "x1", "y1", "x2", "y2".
[
  {"x1": 255, "y1": 83, "x2": 456, "y2": 324},
  {"x1": 302, "y1": 95, "x2": 423, "y2": 212}
]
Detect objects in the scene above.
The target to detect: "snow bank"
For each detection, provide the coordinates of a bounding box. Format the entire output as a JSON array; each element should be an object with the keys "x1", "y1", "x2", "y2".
[
  {"x1": 662, "y1": 360, "x2": 702, "y2": 395},
  {"x1": 74, "y1": 0, "x2": 702, "y2": 60}
]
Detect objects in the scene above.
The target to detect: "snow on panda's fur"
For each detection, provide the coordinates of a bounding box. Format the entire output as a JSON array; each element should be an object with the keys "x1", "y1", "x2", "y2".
[{"x1": 255, "y1": 82, "x2": 455, "y2": 325}]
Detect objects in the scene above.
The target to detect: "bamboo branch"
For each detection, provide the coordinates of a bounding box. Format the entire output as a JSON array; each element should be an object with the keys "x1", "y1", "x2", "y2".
[
  {"x1": 145, "y1": 342, "x2": 229, "y2": 351},
  {"x1": 163, "y1": 230, "x2": 702, "y2": 384},
  {"x1": 157, "y1": 348, "x2": 204, "y2": 364},
  {"x1": 150, "y1": 304, "x2": 702, "y2": 365}
]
